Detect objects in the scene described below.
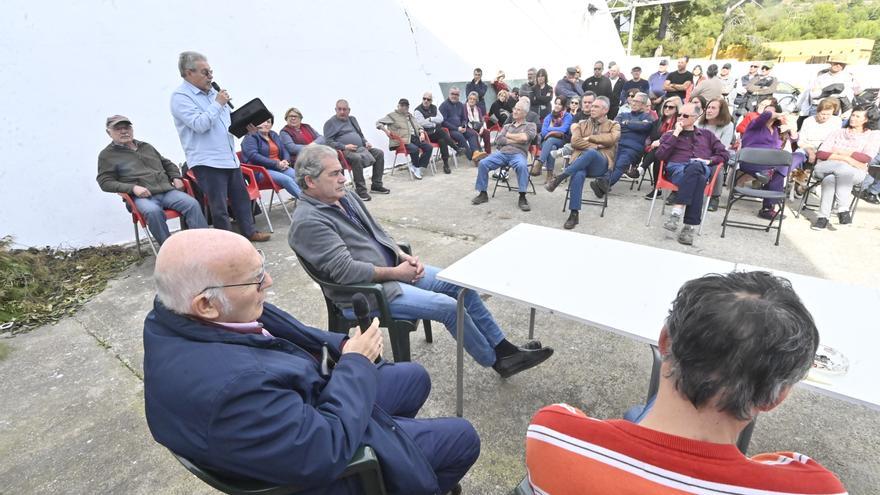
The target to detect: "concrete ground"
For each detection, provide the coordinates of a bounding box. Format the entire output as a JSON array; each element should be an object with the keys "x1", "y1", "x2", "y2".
[{"x1": 2, "y1": 160, "x2": 879, "y2": 494}]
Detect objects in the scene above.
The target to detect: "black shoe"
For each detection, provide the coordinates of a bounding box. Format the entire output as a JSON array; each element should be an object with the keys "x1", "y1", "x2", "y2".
[
  {"x1": 624, "y1": 165, "x2": 641, "y2": 179},
  {"x1": 370, "y1": 185, "x2": 391, "y2": 194},
  {"x1": 664, "y1": 191, "x2": 678, "y2": 205},
  {"x1": 861, "y1": 191, "x2": 879, "y2": 204},
  {"x1": 590, "y1": 179, "x2": 607, "y2": 198},
  {"x1": 645, "y1": 189, "x2": 661, "y2": 200},
  {"x1": 812, "y1": 217, "x2": 828, "y2": 230},
  {"x1": 472, "y1": 191, "x2": 489, "y2": 205},
  {"x1": 447, "y1": 483, "x2": 462, "y2": 495},
  {"x1": 707, "y1": 196, "x2": 719, "y2": 212},
  {"x1": 443, "y1": 163, "x2": 451, "y2": 174},
  {"x1": 492, "y1": 347, "x2": 554, "y2": 378},
  {"x1": 520, "y1": 340, "x2": 543, "y2": 350},
  {"x1": 563, "y1": 210, "x2": 579, "y2": 229},
  {"x1": 838, "y1": 211, "x2": 852, "y2": 225},
  {"x1": 544, "y1": 174, "x2": 567, "y2": 192},
  {"x1": 357, "y1": 190, "x2": 372, "y2": 201},
  {"x1": 518, "y1": 195, "x2": 531, "y2": 212}
]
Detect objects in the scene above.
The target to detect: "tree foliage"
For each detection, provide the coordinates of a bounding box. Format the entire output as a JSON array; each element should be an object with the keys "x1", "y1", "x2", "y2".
[{"x1": 621, "y1": 0, "x2": 880, "y2": 63}]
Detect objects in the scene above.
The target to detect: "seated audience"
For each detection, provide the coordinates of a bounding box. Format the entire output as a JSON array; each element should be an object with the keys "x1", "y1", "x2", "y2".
[
  {"x1": 573, "y1": 92, "x2": 597, "y2": 123},
  {"x1": 556, "y1": 66, "x2": 585, "y2": 100},
  {"x1": 240, "y1": 117, "x2": 303, "y2": 199},
  {"x1": 697, "y1": 97, "x2": 735, "y2": 211},
  {"x1": 492, "y1": 70, "x2": 509, "y2": 94},
  {"x1": 533, "y1": 68, "x2": 554, "y2": 120},
  {"x1": 488, "y1": 89, "x2": 515, "y2": 128},
  {"x1": 654, "y1": 102, "x2": 730, "y2": 245},
  {"x1": 526, "y1": 271, "x2": 846, "y2": 495},
  {"x1": 290, "y1": 144, "x2": 553, "y2": 375},
  {"x1": 376, "y1": 98, "x2": 433, "y2": 180},
  {"x1": 590, "y1": 92, "x2": 654, "y2": 196},
  {"x1": 440, "y1": 87, "x2": 486, "y2": 162},
  {"x1": 689, "y1": 94, "x2": 708, "y2": 113},
  {"x1": 811, "y1": 109, "x2": 880, "y2": 229},
  {"x1": 531, "y1": 97, "x2": 573, "y2": 181},
  {"x1": 144, "y1": 228, "x2": 480, "y2": 495},
  {"x1": 691, "y1": 63, "x2": 724, "y2": 101},
  {"x1": 544, "y1": 96, "x2": 621, "y2": 230},
  {"x1": 472, "y1": 99, "x2": 539, "y2": 212},
  {"x1": 466, "y1": 67, "x2": 488, "y2": 112},
  {"x1": 617, "y1": 88, "x2": 640, "y2": 115},
  {"x1": 797, "y1": 99, "x2": 843, "y2": 165},
  {"x1": 414, "y1": 91, "x2": 456, "y2": 173},
  {"x1": 860, "y1": 150, "x2": 880, "y2": 204},
  {"x1": 740, "y1": 102, "x2": 801, "y2": 220},
  {"x1": 465, "y1": 91, "x2": 493, "y2": 154},
  {"x1": 279, "y1": 107, "x2": 325, "y2": 162},
  {"x1": 97, "y1": 115, "x2": 207, "y2": 245},
  {"x1": 641, "y1": 96, "x2": 683, "y2": 200},
  {"x1": 323, "y1": 99, "x2": 389, "y2": 201},
  {"x1": 736, "y1": 97, "x2": 778, "y2": 135}
]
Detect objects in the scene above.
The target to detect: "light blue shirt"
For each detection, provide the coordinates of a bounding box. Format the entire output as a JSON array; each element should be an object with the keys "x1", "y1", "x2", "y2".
[{"x1": 170, "y1": 80, "x2": 239, "y2": 169}]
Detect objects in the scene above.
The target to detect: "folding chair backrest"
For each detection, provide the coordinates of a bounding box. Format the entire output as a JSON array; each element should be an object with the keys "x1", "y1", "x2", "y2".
[{"x1": 735, "y1": 148, "x2": 792, "y2": 169}]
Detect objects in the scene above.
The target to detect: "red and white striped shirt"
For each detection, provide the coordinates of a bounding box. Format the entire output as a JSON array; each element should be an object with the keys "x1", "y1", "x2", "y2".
[{"x1": 526, "y1": 404, "x2": 847, "y2": 495}]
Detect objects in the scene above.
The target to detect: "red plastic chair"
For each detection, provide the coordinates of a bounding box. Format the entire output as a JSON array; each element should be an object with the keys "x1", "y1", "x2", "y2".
[
  {"x1": 186, "y1": 167, "x2": 273, "y2": 233},
  {"x1": 118, "y1": 178, "x2": 195, "y2": 256},
  {"x1": 236, "y1": 151, "x2": 295, "y2": 224},
  {"x1": 645, "y1": 160, "x2": 723, "y2": 235},
  {"x1": 386, "y1": 131, "x2": 418, "y2": 180}
]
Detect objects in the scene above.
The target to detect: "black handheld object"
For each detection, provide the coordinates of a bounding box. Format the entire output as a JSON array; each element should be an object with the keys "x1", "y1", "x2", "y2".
[
  {"x1": 211, "y1": 81, "x2": 234, "y2": 109},
  {"x1": 351, "y1": 293, "x2": 372, "y2": 333},
  {"x1": 228, "y1": 98, "x2": 273, "y2": 138}
]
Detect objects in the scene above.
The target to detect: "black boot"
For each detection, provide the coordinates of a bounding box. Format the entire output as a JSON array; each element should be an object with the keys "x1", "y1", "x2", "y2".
[
  {"x1": 544, "y1": 173, "x2": 569, "y2": 192},
  {"x1": 443, "y1": 161, "x2": 451, "y2": 174},
  {"x1": 563, "y1": 210, "x2": 579, "y2": 229}
]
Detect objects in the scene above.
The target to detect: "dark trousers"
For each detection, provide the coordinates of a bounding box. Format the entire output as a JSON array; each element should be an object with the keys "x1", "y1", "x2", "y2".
[
  {"x1": 342, "y1": 148, "x2": 385, "y2": 195},
  {"x1": 191, "y1": 166, "x2": 256, "y2": 237},
  {"x1": 426, "y1": 129, "x2": 454, "y2": 163},
  {"x1": 667, "y1": 160, "x2": 711, "y2": 226},
  {"x1": 405, "y1": 137, "x2": 434, "y2": 169},
  {"x1": 641, "y1": 149, "x2": 663, "y2": 187},
  {"x1": 375, "y1": 362, "x2": 480, "y2": 494}
]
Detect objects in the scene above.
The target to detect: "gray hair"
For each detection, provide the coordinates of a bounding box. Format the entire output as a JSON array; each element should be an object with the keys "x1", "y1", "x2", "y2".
[
  {"x1": 155, "y1": 259, "x2": 229, "y2": 315},
  {"x1": 295, "y1": 144, "x2": 339, "y2": 189},
  {"x1": 633, "y1": 92, "x2": 650, "y2": 104},
  {"x1": 178, "y1": 51, "x2": 207, "y2": 77},
  {"x1": 664, "y1": 271, "x2": 818, "y2": 421},
  {"x1": 594, "y1": 96, "x2": 610, "y2": 109},
  {"x1": 515, "y1": 98, "x2": 531, "y2": 112},
  {"x1": 467, "y1": 91, "x2": 479, "y2": 100}
]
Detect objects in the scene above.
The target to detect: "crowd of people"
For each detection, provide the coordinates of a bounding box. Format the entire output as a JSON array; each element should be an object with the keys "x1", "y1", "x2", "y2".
[{"x1": 92, "y1": 50, "x2": 867, "y2": 494}]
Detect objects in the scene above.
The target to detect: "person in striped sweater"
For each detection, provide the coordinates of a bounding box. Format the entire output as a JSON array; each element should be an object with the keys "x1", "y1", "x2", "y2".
[{"x1": 526, "y1": 271, "x2": 846, "y2": 495}]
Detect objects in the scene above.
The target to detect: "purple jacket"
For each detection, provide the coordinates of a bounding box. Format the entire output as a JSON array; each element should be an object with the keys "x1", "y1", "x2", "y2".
[
  {"x1": 742, "y1": 110, "x2": 782, "y2": 150},
  {"x1": 656, "y1": 128, "x2": 730, "y2": 166}
]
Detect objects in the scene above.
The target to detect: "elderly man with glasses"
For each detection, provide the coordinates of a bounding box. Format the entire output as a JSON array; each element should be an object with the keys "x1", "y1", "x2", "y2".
[
  {"x1": 414, "y1": 91, "x2": 456, "y2": 173},
  {"x1": 144, "y1": 228, "x2": 481, "y2": 495},
  {"x1": 654, "y1": 102, "x2": 729, "y2": 245}
]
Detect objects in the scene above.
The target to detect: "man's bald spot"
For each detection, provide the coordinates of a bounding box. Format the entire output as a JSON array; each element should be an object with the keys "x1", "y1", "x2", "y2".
[{"x1": 156, "y1": 229, "x2": 256, "y2": 279}]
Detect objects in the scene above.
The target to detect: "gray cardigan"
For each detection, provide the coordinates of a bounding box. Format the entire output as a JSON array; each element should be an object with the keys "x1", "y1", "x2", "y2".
[{"x1": 289, "y1": 190, "x2": 403, "y2": 302}]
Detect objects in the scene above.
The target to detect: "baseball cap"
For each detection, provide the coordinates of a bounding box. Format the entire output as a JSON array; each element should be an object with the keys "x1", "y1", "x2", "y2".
[
  {"x1": 106, "y1": 115, "x2": 132, "y2": 127},
  {"x1": 659, "y1": 59, "x2": 668, "y2": 66},
  {"x1": 398, "y1": 98, "x2": 410, "y2": 106},
  {"x1": 566, "y1": 66, "x2": 578, "y2": 75},
  {"x1": 722, "y1": 63, "x2": 732, "y2": 69}
]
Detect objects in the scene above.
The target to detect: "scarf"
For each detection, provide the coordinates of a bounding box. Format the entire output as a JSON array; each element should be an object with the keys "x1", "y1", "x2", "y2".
[{"x1": 282, "y1": 124, "x2": 316, "y2": 145}]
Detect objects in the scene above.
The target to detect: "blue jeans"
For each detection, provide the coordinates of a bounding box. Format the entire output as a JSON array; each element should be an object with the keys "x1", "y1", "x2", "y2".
[
  {"x1": 192, "y1": 166, "x2": 256, "y2": 236},
  {"x1": 563, "y1": 149, "x2": 607, "y2": 211},
  {"x1": 258, "y1": 168, "x2": 302, "y2": 199},
  {"x1": 608, "y1": 147, "x2": 643, "y2": 186},
  {"x1": 539, "y1": 136, "x2": 565, "y2": 171},
  {"x1": 405, "y1": 141, "x2": 434, "y2": 169},
  {"x1": 475, "y1": 152, "x2": 529, "y2": 193},
  {"x1": 133, "y1": 189, "x2": 208, "y2": 245},
  {"x1": 863, "y1": 173, "x2": 880, "y2": 195},
  {"x1": 666, "y1": 160, "x2": 712, "y2": 226},
  {"x1": 350, "y1": 265, "x2": 506, "y2": 367}
]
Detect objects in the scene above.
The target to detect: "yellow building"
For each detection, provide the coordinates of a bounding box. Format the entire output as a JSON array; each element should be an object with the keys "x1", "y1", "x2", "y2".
[{"x1": 763, "y1": 38, "x2": 875, "y2": 64}]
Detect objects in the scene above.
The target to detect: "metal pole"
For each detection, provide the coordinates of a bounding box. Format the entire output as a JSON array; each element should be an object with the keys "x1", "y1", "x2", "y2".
[
  {"x1": 627, "y1": 6, "x2": 637, "y2": 55},
  {"x1": 528, "y1": 307, "x2": 536, "y2": 340},
  {"x1": 455, "y1": 289, "x2": 467, "y2": 417}
]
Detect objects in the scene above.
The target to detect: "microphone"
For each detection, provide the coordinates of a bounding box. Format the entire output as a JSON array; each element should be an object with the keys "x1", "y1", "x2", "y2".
[
  {"x1": 351, "y1": 293, "x2": 372, "y2": 333},
  {"x1": 211, "y1": 81, "x2": 234, "y2": 109}
]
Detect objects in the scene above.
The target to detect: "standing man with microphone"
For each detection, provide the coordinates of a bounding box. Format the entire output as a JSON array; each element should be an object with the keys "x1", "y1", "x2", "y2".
[{"x1": 171, "y1": 51, "x2": 270, "y2": 242}]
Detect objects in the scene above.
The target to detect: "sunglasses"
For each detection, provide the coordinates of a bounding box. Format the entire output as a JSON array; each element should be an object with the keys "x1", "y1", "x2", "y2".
[
  {"x1": 679, "y1": 113, "x2": 699, "y2": 119},
  {"x1": 663, "y1": 105, "x2": 677, "y2": 110},
  {"x1": 750, "y1": 65, "x2": 758, "y2": 68},
  {"x1": 422, "y1": 97, "x2": 432, "y2": 101}
]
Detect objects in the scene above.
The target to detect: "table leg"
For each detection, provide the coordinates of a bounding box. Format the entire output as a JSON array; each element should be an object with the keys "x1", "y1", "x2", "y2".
[
  {"x1": 456, "y1": 288, "x2": 467, "y2": 418},
  {"x1": 528, "y1": 307, "x2": 536, "y2": 340}
]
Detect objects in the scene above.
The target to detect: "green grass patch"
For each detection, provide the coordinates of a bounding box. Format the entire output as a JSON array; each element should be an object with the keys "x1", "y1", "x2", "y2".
[{"x1": 0, "y1": 237, "x2": 143, "y2": 334}]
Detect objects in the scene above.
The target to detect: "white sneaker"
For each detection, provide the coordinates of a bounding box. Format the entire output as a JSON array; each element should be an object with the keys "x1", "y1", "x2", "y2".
[{"x1": 409, "y1": 164, "x2": 422, "y2": 180}]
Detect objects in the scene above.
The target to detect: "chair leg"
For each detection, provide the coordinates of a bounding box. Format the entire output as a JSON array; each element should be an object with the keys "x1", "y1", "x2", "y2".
[
  {"x1": 258, "y1": 198, "x2": 274, "y2": 233},
  {"x1": 388, "y1": 321, "x2": 413, "y2": 362},
  {"x1": 775, "y1": 202, "x2": 784, "y2": 246},
  {"x1": 133, "y1": 223, "x2": 143, "y2": 257},
  {"x1": 562, "y1": 185, "x2": 569, "y2": 213},
  {"x1": 144, "y1": 226, "x2": 159, "y2": 256},
  {"x1": 645, "y1": 190, "x2": 660, "y2": 226},
  {"x1": 280, "y1": 196, "x2": 294, "y2": 223},
  {"x1": 600, "y1": 190, "x2": 607, "y2": 217},
  {"x1": 698, "y1": 194, "x2": 710, "y2": 235},
  {"x1": 422, "y1": 320, "x2": 433, "y2": 343}
]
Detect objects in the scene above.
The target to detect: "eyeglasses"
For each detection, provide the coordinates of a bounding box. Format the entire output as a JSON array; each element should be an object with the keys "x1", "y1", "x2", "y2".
[
  {"x1": 193, "y1": 68, "x2": 213, "y2": 77},
  {"x1": 679, "y1": 113, "x2": 700, "y2": 119},
  {"x1": 286, "y1": 114, "x2": 302, "y2": 120},
  {"x1": 450, "y1": 92, "x2": 460, "y2": 96},
  {"x1": 423, "y1": 97, "x2": 432, "y2": 101},
  {"x1": 663, "y1": 105, "x2": 677, "y2": 110},
  {"x1": 201, "y1": 250, "x2": 267, "y2": 293}
]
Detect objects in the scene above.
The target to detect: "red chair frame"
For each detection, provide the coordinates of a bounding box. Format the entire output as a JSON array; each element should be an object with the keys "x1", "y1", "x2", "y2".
[
  {"x1": 235, "y1": 151, "x2": 295, "y2": 225},
  {"x1": 645, "y1": 161, "x2": 723, "y2": 235},
  {"x1": 118, "y1": 178, "x2": 195, "y2": 256}
]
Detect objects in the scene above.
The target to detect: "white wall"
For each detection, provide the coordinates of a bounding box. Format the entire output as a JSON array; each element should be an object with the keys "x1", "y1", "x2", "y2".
[{"x1": 0, "y1": 0, "x2": 622, "y2": 248}]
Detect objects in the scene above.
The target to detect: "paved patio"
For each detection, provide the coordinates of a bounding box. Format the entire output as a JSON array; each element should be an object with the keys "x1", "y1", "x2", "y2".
[{"x1": 2, "y1": 161, "x2": 878, "y2": 494}]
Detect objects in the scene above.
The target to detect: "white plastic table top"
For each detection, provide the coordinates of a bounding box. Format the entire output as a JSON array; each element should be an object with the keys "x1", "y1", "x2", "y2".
[
  {"x1": 438, "y1": 223, "x2": 880, "y2": 412},
  {"x1": 734, "y1": 264, "x2": 880, "y2": 411},
  {"x1": 438, "y1": 223, "x2": 736, "y2": 346}
]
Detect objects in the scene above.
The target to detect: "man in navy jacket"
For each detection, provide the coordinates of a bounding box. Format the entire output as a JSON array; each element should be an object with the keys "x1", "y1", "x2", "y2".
[{"x1": 144, "y1": 228, "x2": 479, "y2": 494}]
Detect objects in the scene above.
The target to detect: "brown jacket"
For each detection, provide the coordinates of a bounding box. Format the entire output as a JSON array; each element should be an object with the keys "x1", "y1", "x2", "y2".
[{"x1": 570, "y1": 117, "x2": 621, "y2": 169}]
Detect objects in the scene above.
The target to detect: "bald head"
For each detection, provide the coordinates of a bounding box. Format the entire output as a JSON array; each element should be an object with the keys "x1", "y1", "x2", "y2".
[{"x1": 155, "y1": 230, "x2": 268, "y2": 321}]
